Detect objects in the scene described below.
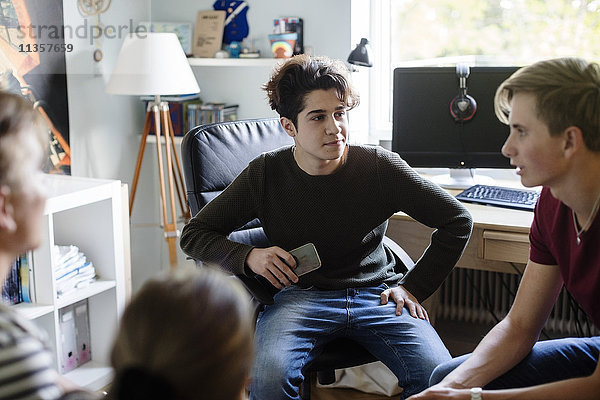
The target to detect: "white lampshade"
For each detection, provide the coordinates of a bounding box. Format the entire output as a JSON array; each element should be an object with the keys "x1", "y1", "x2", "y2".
[{"x1": 106, "y1": 32, "x2": 200, "y2": 96}]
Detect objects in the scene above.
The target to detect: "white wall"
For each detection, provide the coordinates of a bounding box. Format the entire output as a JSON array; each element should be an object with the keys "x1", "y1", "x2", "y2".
[
  {"x1": 64, "y1": 0, "x2": 149, "y2": 179},
  {"x1": 62, "y1": 0, "x2": 354, "y2": 293},
  {"x1": 63, "y1": 0, "x2": 172, "y2": 293}
]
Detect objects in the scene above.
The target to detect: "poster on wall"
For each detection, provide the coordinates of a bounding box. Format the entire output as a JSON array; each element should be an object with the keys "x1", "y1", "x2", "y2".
[{"x1": 0, "y1": 0, "x2": 71, "y2": 175}]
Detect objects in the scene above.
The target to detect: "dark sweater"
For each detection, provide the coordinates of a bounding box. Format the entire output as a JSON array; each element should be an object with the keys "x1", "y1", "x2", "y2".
[{"x1": 180, "y1": 145, "x2": 472, "y2": 301}]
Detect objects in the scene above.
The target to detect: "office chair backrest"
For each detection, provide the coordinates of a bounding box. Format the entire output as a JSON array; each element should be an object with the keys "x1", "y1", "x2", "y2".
[{"x1": 181, "y1": 118, "x2": 293, "y2": 216}]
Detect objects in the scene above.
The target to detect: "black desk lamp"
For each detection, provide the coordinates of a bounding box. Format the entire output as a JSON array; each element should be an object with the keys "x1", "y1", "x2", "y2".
[{"x1": 347, "y1": 38, "x2": 373, "y2": 67}]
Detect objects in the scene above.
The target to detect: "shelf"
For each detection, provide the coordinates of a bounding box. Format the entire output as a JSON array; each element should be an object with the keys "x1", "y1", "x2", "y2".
[
  {"x1": 13, "y1": 302, "x2": 54, "y2": 319},
  {"x1": 63, "y1": 360, "x2": 113, "y2": 391},
  {"x1": 188, "y1": 57, "x2": 281, "y2": 67},
  {"x1": 43, "y1": 175, "x2": 120, "y2": 215},
  {"x1": 56, "y1": 280, "x2": 117, "y2": 309}
]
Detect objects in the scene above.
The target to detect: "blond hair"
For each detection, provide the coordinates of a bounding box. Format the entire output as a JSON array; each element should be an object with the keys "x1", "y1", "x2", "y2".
[
  {"x1": 0, "y1": 91, "x2": 47, "y2": 190},
  {"x1": 495, "y1": 57, "x2": 600, "y2": 152},
  {"x1": 108, "y1": 267, "x2": 254, "y2": 400}
]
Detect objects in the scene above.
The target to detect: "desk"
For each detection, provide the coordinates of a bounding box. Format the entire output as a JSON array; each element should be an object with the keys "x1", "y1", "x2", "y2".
[
  {"x1": 387, "y1": 178, "x2": 535, "y2": 275},
  {"x1": 386, "y1": 178, "x2": 535, "y2": 331}
]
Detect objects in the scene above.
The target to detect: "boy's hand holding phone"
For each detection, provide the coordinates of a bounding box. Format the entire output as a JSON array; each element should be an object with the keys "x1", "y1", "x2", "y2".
[
  {"x1": 245, "y1": 243, "x2": 321, "y2": 289},
  {"x1": 246, "y1": 246, "x2": 297, "y2": 289}
]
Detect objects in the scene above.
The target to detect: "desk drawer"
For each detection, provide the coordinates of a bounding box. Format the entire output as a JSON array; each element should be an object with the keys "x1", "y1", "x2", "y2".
[{"x1": 481, "y1": 231, "x2": 529, "y2": 264}]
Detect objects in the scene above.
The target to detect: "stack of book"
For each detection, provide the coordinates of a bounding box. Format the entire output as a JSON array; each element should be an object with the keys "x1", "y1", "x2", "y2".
[
  {"x1": 187, "y1": 103, "x2": 238, "y2": 127},
  {"x1": 53, "y1": 245, "x2": 96, "y2": 299},
  {"x1": 2, "y1": 254, "x2": 34, "y2": 305},
  {"x1": 141, "y1": 93, "x2": 203, "y2": 136}
]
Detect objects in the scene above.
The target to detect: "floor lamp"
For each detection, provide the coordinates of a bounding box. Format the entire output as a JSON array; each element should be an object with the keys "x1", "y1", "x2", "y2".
[{"x1": 106, "y1": 33, "x2": 200, "y2": 268}]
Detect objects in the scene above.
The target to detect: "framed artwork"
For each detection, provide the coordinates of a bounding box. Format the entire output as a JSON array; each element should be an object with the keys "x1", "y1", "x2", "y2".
[
  {"x1": 0, "y1": 0, "x2": 71, "y2": 174},
  {"x1": 192, "y1": 10, "x2": 225, "y2": 58},
  {"x1": 141, "y1": 21, "x2": 193, "y2": 56}
]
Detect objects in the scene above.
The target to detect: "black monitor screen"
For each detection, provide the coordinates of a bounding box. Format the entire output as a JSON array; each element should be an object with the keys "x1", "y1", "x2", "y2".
[{"x1": 391, "y1": 66, "x2": 519, "y2": 169}]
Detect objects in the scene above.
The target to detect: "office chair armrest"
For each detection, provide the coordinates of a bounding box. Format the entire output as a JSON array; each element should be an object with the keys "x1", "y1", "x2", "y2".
[{"x1": 383, "y1": 236, "x2": 415, "y2": 270}]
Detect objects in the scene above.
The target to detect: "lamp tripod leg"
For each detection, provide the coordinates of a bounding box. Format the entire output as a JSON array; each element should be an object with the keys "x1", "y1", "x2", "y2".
[
  {"x1": 160, "y1": 106, "x2": 180, "y2": 269},
  {"x1": 129, "y1": 110, "x2": 153, "y2": 215},
  {"x1": 150, "y1": 105, "x2": 178, "y2": 268},
  {"x1": 166, "y1": 116, "x2": 191, "y2": 221}
]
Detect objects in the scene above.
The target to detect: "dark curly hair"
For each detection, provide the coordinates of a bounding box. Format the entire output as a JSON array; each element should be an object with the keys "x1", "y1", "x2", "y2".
[{"x1": 263, "y1": 54, "x2": 360, "y2": 127}]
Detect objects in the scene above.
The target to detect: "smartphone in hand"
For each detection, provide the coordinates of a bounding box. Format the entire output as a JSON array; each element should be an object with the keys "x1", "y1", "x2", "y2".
[{"x1": 289, "y1": 243, "x2": 322, "y2": 276}]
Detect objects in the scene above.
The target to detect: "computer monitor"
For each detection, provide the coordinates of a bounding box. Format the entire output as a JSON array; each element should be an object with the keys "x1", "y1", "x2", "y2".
[{"x1": 391, "y1": 66, "x2": 519, "y2": 188}]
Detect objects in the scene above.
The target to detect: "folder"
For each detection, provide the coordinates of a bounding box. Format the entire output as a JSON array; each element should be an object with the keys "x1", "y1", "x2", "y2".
[
  {"x1": 74, "y1": 299, "x2": 92, "y2": 366},
  {"x1": 58, "y1": 305, "x2": 78, "y2": 373}
]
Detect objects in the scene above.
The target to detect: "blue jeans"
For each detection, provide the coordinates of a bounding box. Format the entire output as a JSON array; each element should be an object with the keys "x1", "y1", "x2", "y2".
[
  {"x1": 430, "y1": 336, "x2": 600, "y2": 389},
  {"x1": 250, "y1": 284, "x2": 451, "y2": 400}
]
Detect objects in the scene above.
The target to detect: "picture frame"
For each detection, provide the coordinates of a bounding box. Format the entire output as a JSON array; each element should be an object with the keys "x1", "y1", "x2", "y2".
[
  {"x1": 141, "y1": 21, "x2": 193, "y2": 56},
  {"x1": 0, "y1": 0, "x2": 71, "y2": 174},
  {"x1": 192, "y1": 10, "x2": 226, "y2": 58}
]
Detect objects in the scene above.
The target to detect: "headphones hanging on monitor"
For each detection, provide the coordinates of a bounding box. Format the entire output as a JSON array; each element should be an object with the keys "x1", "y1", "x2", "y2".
[{"x1": 450, "y1": 64, "x2": 477, "y2": 122}]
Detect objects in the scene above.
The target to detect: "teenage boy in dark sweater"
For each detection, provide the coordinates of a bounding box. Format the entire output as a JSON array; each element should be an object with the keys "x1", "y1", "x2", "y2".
[{"x1": 180, "y1": 54, "x2": 472, "y2": 399}]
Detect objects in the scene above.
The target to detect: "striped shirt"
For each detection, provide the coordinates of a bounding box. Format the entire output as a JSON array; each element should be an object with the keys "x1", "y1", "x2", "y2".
[{"x1": 0, "y1": 304, "x2": 63, "y2": 399}]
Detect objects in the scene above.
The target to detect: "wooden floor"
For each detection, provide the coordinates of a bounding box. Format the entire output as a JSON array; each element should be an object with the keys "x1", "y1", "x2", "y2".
[
  {"x1": 308, "y1": 318, "x2": 485, "y2": 400},
  {"x1": 311, "y1": 384, "x2": 401, "y2": 400}
]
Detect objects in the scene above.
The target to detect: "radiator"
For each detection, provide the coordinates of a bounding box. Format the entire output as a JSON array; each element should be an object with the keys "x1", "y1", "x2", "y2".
[{"x1": 435, "y1": 268, "x2": 600, "y2": 337}]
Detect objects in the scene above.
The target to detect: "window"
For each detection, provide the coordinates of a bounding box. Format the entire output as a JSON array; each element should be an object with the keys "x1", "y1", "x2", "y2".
[{"x1": 356, "y1": 0, "x2": 600, "y2": 144}]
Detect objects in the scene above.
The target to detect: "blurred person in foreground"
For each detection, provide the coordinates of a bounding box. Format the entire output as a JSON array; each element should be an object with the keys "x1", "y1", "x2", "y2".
[
  {"x1": 0, "y1": 91, "x2": 93, "y2": 399},
  {"x1": 107, "y1": 267, "x2": 254, "y2": 400}
]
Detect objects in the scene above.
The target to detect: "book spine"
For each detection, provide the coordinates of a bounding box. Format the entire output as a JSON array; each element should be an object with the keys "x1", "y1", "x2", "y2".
[
  {"x1": 3, "y1": 257, "x2": 22, "y2": 305},
  {"x1": 19, "y1": 253, "x2": 35, "y2": 303}
]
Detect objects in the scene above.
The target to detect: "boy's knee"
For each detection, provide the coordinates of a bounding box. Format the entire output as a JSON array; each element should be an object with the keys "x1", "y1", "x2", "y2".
[
  {"x1": 250, "y1": 358, "x2": 302, "y2": 400},
  {"x1": 428, "y1": 355, "x2": 468, "y2": 386}
]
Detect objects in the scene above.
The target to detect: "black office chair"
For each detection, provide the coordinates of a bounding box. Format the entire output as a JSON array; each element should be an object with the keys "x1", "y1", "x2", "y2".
[{"x1": 181, "y1": 118, "x2": 414, "y2": 399}]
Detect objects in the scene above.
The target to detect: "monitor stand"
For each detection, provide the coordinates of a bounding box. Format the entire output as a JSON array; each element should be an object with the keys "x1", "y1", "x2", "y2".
[{"x1": 431, "y1": 168, "x2": 495, "y2": 190}]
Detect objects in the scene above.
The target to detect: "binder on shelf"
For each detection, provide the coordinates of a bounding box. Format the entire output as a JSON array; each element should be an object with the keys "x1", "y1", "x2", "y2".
[
  {"x1": 58, "y1": 305, "x2": 78, "y2": 374},
  {"x1": 58, "y1": 299, "x2": 92, "y2": 373},
  {"x1": 74, "y1": 299, "x2": 92, "y2": 366}
]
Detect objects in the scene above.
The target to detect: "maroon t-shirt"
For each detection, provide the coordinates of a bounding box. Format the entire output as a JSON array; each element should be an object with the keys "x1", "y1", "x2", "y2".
[{"x1": 529, "y1": 187, "x2": 600, "y2": 328}]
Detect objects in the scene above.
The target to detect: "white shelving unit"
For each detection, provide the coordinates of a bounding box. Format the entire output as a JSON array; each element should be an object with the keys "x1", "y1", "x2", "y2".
[{"x1": 13, "y1": 174, "x2": 127, "y2": 391}]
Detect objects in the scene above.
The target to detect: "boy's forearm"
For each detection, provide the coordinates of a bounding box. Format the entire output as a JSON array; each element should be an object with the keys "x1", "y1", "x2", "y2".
[
  {"x1": 469, "y1": 372, "x2": 600, "y2": 400},
  {"x1": 441, "y1": 319, "x2": 538, "y2": 389}
]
